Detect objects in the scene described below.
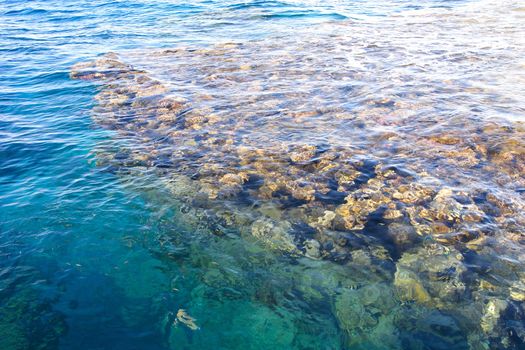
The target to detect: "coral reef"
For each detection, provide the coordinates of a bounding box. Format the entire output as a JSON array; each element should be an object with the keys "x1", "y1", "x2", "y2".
[{"x1": 70, "y1": 37, "x2": 525, "y2": 348}]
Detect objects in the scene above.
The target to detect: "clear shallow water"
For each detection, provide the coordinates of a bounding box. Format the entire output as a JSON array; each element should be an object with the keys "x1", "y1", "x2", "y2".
[{"x1": 1, "y1": 0, "x2": 525, "y2": 349}]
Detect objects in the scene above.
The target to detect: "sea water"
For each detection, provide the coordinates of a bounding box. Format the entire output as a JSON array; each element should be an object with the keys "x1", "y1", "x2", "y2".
[{"x1": 1, "y1": 0, "x2": 524, "y2": 349}]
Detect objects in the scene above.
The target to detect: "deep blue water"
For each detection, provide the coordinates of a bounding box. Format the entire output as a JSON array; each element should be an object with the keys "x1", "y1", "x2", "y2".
[{"x1": 2, "y1": 0, "x2": 522, "y2": 349}]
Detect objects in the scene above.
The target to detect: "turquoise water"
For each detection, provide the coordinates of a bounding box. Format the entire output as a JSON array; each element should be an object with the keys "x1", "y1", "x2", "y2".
[{"x1": 2, "y1": 0, "x2": 525, "y2": 349}]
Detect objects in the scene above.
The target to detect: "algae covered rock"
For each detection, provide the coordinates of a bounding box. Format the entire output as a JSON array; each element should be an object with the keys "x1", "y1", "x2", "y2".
[
  {"x1": 395, "y1": 308, "x2": 469, "y2": 350},
  {"x1": 0, "y1": 287, "x2": 66, "y2": 350},
  {"x1": 250, "y1": 217, "x2": 298, "y2": 253},
  {"x1": 394, "y1": 244, "x2": 467, "y2": 306},
  {"x1": 509, "y1": 281, "x2": 525, "y2": 302},
  {"x1": 480, "y1": 298, "x2": 508, "y2": 335},
  {"x1": 394, "y1": 268, "x2": 432, "y2": 304},
  {"x1": 303, "y1": 239, "x2": 321, "y2": 259},
  {"x1": 333, "y1": 283, "x2": 399, "y2": 348}
]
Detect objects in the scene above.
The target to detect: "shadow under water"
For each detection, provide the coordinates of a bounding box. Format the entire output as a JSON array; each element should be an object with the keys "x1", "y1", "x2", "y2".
[{"x1": 68, "y1": 1, "x2": 525, "y2": 348}]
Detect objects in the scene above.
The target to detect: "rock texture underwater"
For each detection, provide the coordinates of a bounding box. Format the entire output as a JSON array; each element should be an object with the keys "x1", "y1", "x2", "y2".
[{"x1": 69, "y1": 2, "x2": 525, "y2": 348}]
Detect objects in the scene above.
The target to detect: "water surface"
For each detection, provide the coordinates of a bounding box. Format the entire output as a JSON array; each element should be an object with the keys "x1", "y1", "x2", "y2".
[{"x1": 1, "y1": 0, "x2": 525, "y2": 349}]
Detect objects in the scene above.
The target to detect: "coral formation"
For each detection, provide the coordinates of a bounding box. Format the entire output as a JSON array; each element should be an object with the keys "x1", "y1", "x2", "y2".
[{"x1": 71, "y1": 37, "x2": 525, "y2": 348}]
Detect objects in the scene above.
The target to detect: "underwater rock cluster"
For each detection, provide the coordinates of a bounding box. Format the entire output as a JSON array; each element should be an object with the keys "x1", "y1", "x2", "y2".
[{"x1": 71, "y1": 34, "x2": 525, "y2": 348}]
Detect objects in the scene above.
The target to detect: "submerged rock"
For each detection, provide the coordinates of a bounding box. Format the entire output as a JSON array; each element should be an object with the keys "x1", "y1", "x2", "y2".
[
  {"x1": 334, "y1": 282, "x2": 400, "y2": 348},
  {"x1": 250, "y1": 218, "x2": 298, "y2": 253},
  {"x1": 480, "y1": 299, "x2": 508, "y2": 335},
  {"x1": 395, "y1": 309, "x2": 469, "y2": 350},
  {"x1": 71, "y1": 33, "x2": 525, "y2": 348},
  {"x1": 394, "y1": 244, "x2": 467, "y2": 307}
]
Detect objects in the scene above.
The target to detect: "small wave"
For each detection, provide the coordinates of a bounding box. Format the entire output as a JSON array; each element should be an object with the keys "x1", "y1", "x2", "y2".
[
  {"x1": 258, "y1": 11, "x2": 347, "y2": 20},
  {"x1": 226, "y1": 0, "x2": 291, "y2": 10},
  {"x1": 4, "y1": 8, "x2": 48, "y2": 16}
]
